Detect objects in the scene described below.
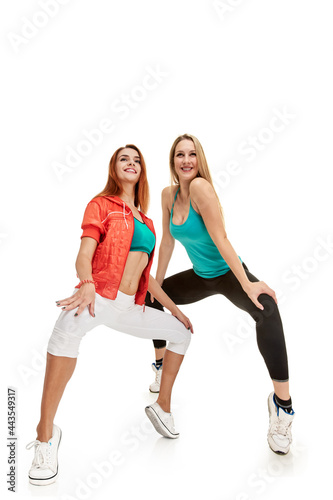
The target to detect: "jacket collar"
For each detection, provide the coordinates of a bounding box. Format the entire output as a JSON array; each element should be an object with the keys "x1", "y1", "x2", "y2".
[{"x1": 103, "y1": 195, "x2": 145, "y2": 219}]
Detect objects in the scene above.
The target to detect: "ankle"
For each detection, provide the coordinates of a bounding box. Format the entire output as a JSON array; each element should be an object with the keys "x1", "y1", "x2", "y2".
[
  {"x1": 274, "y1": 393, "x2": 293, "y2": 413},
  {"x1": 156, "y1": 399, "x2": 171, "y2": 413},
  {"x1": 155, "y1": 357, "x2": 163, "y2": 369},
  {"x1": 36, "y1": 422, "x2": 53, "y2": 442}
]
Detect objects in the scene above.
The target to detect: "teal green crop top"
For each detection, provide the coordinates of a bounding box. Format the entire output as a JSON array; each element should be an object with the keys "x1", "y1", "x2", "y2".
[
  {"x1": 170, "y1": 188, "x2": 242, "y2": 278},
  {"x1": 130, "y1": 217, "x2": 156, "y2": 257}
]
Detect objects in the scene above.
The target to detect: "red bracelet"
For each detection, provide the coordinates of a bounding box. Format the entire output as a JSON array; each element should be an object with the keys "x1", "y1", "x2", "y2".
[{"x1": 76, "y1": 279, "x2": 96, "y2": 289}]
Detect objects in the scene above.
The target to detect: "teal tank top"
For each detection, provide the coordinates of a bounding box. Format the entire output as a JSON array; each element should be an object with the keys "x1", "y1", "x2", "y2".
[
  {"x1": 170, "y1": 188, "x2": 242, "y2": 278},
  {"x1": 130, "y1": 217, "x2": 155, "y2": 256}
]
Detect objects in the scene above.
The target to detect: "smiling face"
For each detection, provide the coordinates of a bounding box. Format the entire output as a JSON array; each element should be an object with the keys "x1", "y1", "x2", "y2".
[
  {"x1": 173, "y1": 139, "x2": 199, "y2": 182},
  {"x1": 115, "y1": 147, "x2": 142, "y2": 185}
]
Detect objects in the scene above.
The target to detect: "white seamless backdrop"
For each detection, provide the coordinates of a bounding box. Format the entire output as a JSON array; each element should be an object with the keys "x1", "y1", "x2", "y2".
[{"x1": 1, "y1": 1, "x2": 332, "y2": 499}]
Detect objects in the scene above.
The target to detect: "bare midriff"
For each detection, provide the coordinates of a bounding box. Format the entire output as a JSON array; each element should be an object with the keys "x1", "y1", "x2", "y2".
[{"x1": 118, "y1": 251, "x2": 149, "y2": 296}]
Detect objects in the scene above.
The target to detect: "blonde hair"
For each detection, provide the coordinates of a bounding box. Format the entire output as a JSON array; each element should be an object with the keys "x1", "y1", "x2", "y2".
[{"x1": 169, "y1": 134, "x2": 225, "y2": 225}]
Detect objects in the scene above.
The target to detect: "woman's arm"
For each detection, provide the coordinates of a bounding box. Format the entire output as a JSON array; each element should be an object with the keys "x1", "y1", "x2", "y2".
[
  {"x1": 154, "y1": 187, "x2": 176, "y2": 285},
  {"x1": 190, "y1": 178, "x2": 277, "y2": 310},
  {"x1": 148, "y1": 275, "x2": 193, "y2": 332},
  {"x1": 56, "y1": 237, "x2": 98, "y2": 317}
]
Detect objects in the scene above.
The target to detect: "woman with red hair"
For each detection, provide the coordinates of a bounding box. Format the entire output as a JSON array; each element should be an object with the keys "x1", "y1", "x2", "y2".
[{"x1": 26, "y1": 144, "x2": 192, "y2": 486}]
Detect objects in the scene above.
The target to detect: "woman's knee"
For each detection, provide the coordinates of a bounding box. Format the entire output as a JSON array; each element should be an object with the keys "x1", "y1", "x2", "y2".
[
  {"x1": 47, "y1": 327, "x2": 82, "y2": 358},
  {"x1": 253, "y1": 293, "x2": 281, "y2": 326},
  {"x1": 167, "y1": 327, "x2": 191, "y2": 355},
  {"x1": 48, "y1": 307, "x2": 96, "y2": 357}
]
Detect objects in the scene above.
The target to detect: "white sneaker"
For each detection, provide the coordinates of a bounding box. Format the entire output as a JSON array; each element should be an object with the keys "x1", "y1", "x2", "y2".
[
  {"x1": 149, "y1": 363, "x2": 162, "y2": 393},
  {"x1": 26, "y1": 424, "x2": 62, "y2": 485},
  {"x1": 145, "y1": 402, "x2": 179, "y2": 439},
  {"x1": 267, "y1": 392, "x2": 295, "y2": 455}
]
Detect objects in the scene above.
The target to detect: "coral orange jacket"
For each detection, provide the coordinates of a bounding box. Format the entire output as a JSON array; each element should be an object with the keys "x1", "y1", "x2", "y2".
[{"x1": 79, "y1": 195, "x2": 156, "y2": 305}]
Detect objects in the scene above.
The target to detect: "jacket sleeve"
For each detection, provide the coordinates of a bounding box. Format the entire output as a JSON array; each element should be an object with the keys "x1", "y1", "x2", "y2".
[{"x1": 81, "y1": 199, "x2": 106, "y2": 242}]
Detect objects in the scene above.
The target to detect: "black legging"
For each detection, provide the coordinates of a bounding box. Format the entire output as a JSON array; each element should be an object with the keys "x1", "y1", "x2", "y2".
[{"x1": 147, "y1": 262, "x2": 289, "y2": 382}]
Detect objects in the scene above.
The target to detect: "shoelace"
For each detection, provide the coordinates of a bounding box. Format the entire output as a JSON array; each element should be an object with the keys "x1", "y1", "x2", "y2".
[
  {"x1": 271, "y1": 418, "x2": 292, "y2": 437},
  {"x1": 152, "y1": 364, "x2": 162, "y2": 381},
  {"x1": 26, "y1": 440, "x2": 55, "y2": 472}
]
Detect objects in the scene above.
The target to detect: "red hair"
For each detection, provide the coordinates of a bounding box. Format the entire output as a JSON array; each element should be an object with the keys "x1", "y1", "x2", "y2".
[{"x1": 95, "y1": 144, "x2": 150, "y2": 214}]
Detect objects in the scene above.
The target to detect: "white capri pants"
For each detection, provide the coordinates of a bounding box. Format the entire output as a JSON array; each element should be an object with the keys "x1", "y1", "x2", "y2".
[{"x1": 47, "y1": 290, "x2": 191, "y2": 358}]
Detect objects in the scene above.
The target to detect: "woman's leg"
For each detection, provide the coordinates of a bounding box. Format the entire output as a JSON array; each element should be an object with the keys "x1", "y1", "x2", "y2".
[
  {"x1": 145, "y1": 350, "x2": 185, "y2": 439},
  {"x1": 103, "y1": 291, "x2": 192, "y2": 410},
  {"x1": 145, "y1": 266, "x2": 293, "y2": 450},
  {"x1": 27, "y1": 299, "x2": 104, "y2": 485},
  {"x1": 272, "y1": 381, "x2": 290, "y2": 400},
  {"x1": 209, "y1": 263, "x2": 293, "y2": 453},
  {"x1": 36, "y1": 293, "x2": 107, "y2": 439},
  {"x1": 147, "y1": 269, "x2": 215, "y2": 388},
  {"x1": 154, "y1": 345, "x2": 166, "y2": 361},
  {"x1": 147, "y1": 266, "x2": 291, "y2": 398},
  {"x1": 146, "y1": 269, "x2": 215, "y2": 309},
  {"x1": 42, "y1": 290, "x2": 190, "y2": 430},
  {"x1": 37, "y1": 353, "x2": 77, "y2": 442},
  {"x1": 156, "y1": 350, "x2": 184, "y2": 413},
  {"x1": 216, "y1": 263, "x2": 290, "y2": 399}
]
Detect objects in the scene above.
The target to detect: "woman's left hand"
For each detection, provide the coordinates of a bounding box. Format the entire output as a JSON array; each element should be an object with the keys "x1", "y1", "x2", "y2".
[{"x1": 243, "y1": 281, "x2": 277, "y2": 310}]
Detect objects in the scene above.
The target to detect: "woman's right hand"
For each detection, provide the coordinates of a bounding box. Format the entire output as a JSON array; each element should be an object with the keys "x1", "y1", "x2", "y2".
[
  {"x1": 172, "y1": 307, "x2": 194, "y2": 333},
  {"x1": 242, "y1": 280, "x2": 277, "y2": 310},
  {"x1": 56, "y1": 283, "x2": 96, "y2": 317}
]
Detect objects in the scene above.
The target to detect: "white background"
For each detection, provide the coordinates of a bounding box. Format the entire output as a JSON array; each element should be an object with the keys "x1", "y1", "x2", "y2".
[{"x1": 1, "y1": 1, "x2": 332, "y2": 499}]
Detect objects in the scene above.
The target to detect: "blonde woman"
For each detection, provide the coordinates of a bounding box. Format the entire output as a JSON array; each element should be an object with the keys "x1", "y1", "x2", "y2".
[
  {"x1": 146, "y1": 134, "x2": 295, "y2": 455},
  {"x1": 26, "y1": 144, "x2": 193, "y2": 486}
]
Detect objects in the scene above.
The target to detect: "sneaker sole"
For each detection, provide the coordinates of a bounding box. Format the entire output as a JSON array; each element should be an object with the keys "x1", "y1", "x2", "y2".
[
  {"x1": 145, "y1": 406, "x2": 179, "y2": 439},
  {"x1": 268, "y1": 445, "x2": 289, "y2": 456},
  {"x1": 28, "y1": 428, "x2": 62, "y2": 486},
  {"x1": 149, "y1": 388, "x2": 160, "y2": 393},
  {"x1": 29, "y1": 473, "x2": 58, "y2": 486}
]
